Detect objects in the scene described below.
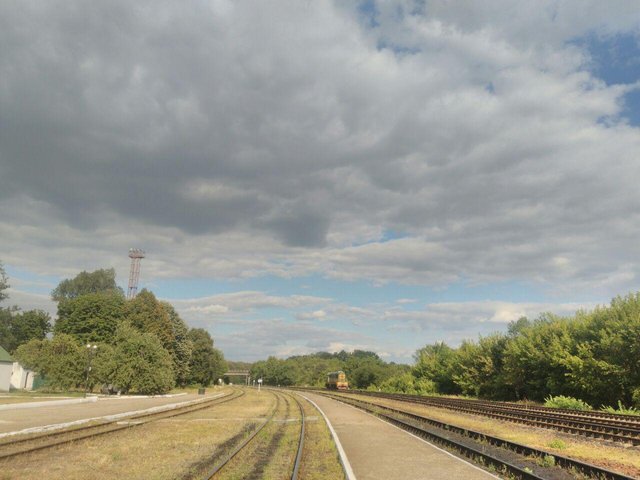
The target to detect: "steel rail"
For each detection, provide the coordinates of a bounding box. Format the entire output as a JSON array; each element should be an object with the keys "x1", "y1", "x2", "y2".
[
  {"x1": 400, "y1": 394, "x2": 640, "y2": 429},
  {"x1": 321, "y1": 391, "x2": 634, "y2": 480},
  {"x1": 359, "y1": 391, "x2": 640, "y2": 427},
  {"x1": 205, "y1": 389, "x2": 282, "y2": 479},
  {"x1": 290, "y1": 393, "x2": 306, "y2": 480},
  {"x1": 343, "y1": 390, "x2": 640, "y2": 445},
  {"x1": 425, "y1": 396, "x2": 640, "y2": 424},
  {"x1": 0, "y1": 389, "x2": 244, "y2": 459}
]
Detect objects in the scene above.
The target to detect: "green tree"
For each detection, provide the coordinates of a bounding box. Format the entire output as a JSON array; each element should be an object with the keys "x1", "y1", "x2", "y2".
[
  {"x1": 251, "y1": 356, "x2": 297, "y2": 386},
  {"x1": 0, "y1": 262, "x2": 8, "y2": 303},
  {"x1": 0, "y1": 263, "x2": 16, "y2": 351},
  {"x1": 346, "y1": 356, "x2": 385, "y2": 389},
  {"x1": 14, "y1": 334, "x2": 85, "y2": 390},
  {"x1": 0, "y1": 308, "x2": 16, "y2": 352},
  {"x1": 188, "y1": 328, "x2": 227, "y2": 386},
  {"x1": 452, "y1": 334, "x2": 511, "y2": 399},
  {"x1": 160, "y1": 302, "x2": 193, "y2": 387},
  {"x1": 124, "y1": 290, "x2": 175, "y2": 351},
  {"x1": 503, "y1": 313, "x2": 576, "y2": 401},
  {"x1": 413, "y1": 342, "x2": 460, "y2": 394},
  {"x1": 54, "y1": 292, "x2": 125, "y2": 344},
  {"x1": 0, "y1": 310, "x2": 51, "y2": 353},
  {"x1": 559, "y1": 296, "x2": 640, "y2": 406},
  {"x1": 52, "y1": 268, "x2": 123, "y2": 302},
  {"x1": 90, "y1": 343, "x2": 117, "y2": 391},
  {"x1": 110, "y1": 323, "x2": 175, "y2": 394}
]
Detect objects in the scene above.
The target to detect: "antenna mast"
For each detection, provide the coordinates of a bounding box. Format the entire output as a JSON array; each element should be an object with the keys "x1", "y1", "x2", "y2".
[{"x1": 127, "y1": 248, "x2": 145, "y2": 299}]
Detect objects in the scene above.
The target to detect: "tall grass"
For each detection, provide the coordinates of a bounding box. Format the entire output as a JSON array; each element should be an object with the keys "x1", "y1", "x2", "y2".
[{"x1": 601, "y1": 401, "x2": 640, "y2": 416}]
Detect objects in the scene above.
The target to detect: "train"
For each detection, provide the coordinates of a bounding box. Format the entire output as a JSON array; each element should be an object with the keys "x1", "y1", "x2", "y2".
[{"x1": 326, "y1": 370, "x2": 349, "y2": 390}]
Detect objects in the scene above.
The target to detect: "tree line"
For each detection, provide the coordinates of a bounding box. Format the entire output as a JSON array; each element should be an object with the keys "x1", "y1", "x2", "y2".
[
  {"x1": 0, "y1": 264, "x2": 226, "y2": 394},
  {"x1": 385, "y1": 293, "x2": 640, "y2": 409},
  {"x1": 0, "y1": 264, "x2": 51, "y2": 354},
  {"x1": 250, "y1": 350, "x2": 409, "y2": 389},
  {"x1": 247, "y1": 292, "x2": 640, "y2": 410}
]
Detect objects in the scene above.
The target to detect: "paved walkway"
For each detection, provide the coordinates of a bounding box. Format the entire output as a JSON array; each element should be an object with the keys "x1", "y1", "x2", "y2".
[
  {"x1": 301, "y1": 392, "x2": 499, "y2": 480},
  {"x1": 0, "y1": 389, "x2": 228, "y2": 434}
]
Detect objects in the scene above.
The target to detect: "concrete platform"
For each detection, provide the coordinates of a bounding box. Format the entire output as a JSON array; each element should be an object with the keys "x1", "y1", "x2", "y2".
[
  {"x1": 300, "y1": 392, "x2": 499, "y2": 480},
  {"x1": 0, "y1": 389, "x2": 228, "y2": 436}
]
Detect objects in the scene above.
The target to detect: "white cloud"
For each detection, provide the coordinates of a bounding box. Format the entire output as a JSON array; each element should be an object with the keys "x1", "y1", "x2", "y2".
[
  {"x1": 186, "y1": 304, "x2": 229, "y2": 314},
  {"x1": 4, "y1": 289, "x2": 57, "y2": 318},
  {"x1": 2, "y1": 1, "x2": 640, "y2": 361},
  {"x1": 296, "y1": 309, "x2": 328, "y2": 320}
]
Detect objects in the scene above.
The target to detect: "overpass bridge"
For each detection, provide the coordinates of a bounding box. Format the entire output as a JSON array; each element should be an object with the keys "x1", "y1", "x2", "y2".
[{"x1": 224, "y1": 370, "x2": 251, "y2": 385}]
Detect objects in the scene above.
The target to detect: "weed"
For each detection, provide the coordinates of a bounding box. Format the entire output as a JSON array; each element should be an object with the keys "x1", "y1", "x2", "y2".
[
  {"x1": 547, "y1": 439, "x2": 567, "y2": 449},
  {"x1": 600, "y1": 401, "x2": 640, "y2": 416},
  {"x1": 110, "y1": 451, "x2": 124, "y2": 462},
  {"x1": 537, "y1": 454, "x2": 556, "y2": 468}
]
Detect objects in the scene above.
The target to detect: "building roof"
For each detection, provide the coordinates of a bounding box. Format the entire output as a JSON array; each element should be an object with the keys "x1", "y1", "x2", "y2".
[{"x1": 0, "y1": 345, "x2": 13, "y2": 363}]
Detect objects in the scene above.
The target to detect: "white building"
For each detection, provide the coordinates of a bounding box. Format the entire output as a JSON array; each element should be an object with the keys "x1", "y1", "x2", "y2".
[
  {"x1": 11, "y1": 362, "x2": 35, "y2": 390},
  {"x1": 0, "y1": 346, "x2": 12, "y2": 392}
]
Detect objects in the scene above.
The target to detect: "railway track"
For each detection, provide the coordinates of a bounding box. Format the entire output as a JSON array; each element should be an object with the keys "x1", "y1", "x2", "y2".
[
  {"x1": 341, "y1": 390, "x2": 640, "y2": 445},
  {"x1": 0, "y1": 389, "x2": 245, "y2": 460},
  {"x1": 319, "y1": 390, "x2": 635, "y2": 480},
  {"x1": 202, "y1": 389, "x2": 306, "y2": 480}
]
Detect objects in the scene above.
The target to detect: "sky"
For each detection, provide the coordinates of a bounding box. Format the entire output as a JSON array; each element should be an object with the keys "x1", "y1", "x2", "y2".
[{"x1": 1, "y1": 1, "x2": 640, "y2": 363}]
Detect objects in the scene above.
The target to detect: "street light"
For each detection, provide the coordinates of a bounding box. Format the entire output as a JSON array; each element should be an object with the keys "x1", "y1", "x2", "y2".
[{"x1": 84, "y1": 344, "x2": 97, "y2": 398}]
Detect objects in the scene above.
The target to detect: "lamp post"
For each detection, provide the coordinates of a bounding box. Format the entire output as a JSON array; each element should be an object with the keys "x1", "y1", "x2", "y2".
[{"x1": 84, "y1": 344, "x2": 97, "y2": 398}]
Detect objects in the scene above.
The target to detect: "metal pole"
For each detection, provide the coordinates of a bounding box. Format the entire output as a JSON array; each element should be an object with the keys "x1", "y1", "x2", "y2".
[{"x1": 84, "y1": 344, "x2": 97, "y2": 398}]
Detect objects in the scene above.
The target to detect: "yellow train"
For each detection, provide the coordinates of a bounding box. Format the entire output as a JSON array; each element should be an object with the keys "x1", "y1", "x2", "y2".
[{"x1": 326, "y1": 370, "x2": 349, "y2": 390}]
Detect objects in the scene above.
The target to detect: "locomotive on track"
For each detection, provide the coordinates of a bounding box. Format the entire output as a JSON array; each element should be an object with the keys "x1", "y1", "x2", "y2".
[{"x1": 326, "y1": 370, "x2": 349, "y2": 390}]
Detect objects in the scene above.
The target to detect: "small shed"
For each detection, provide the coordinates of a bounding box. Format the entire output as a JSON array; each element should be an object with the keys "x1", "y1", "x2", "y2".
[
  {"x1": 0, "y1": 346, "x2": 13, "y2": 392},
  {"x1": 11, "y1": 362, "x2": 35, "y2": 390}
]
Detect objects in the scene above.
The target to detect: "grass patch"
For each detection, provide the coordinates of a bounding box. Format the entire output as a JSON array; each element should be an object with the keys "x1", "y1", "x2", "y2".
[
  {"x1": 0, "y1": 387, "x2": 275, "y2": 480},
  {"x1": 295, "y1": 395, "x2": 345, "y2": 480}
]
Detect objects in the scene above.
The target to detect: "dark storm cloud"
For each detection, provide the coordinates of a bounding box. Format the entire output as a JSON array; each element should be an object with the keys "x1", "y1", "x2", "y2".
[{"x1": 2, "y1": 0, "x2": 640, "y2": 298}]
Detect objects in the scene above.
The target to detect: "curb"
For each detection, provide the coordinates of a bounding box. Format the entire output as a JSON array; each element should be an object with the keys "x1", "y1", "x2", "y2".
[{"x1": 0, "y1": 396, "x2": 98, "y2": 411}]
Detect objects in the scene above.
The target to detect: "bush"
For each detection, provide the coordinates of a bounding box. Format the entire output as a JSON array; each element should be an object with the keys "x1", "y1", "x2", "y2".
[
  {"x1": 600, "y1": 400, "x2": 640, "y2": 416},
  {"x1": 375, "y1": 373, "x2": 437, "y2": 395},
  {"x1": 544, "y1": 395, "x2": 592, "y2": 411}
]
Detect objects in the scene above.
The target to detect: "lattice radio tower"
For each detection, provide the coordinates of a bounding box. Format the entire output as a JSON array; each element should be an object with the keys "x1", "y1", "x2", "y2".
[{"x1": 127, "y1": 248, "x2": 145, "y2": 299}]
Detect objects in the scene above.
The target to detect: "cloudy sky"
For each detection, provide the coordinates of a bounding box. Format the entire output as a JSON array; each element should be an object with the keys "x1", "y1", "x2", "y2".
[{"x1": 2, "y1": 1, "x2": 640, "y2": 362}]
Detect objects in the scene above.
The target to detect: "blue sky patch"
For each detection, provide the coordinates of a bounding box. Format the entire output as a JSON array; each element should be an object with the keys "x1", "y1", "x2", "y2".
[
  {"x1": 574, "y1": 32, "x2": 640, "y2": 125},
  {"x1": 357, "y1": 0, "x2": 379, "y2": 28}
]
